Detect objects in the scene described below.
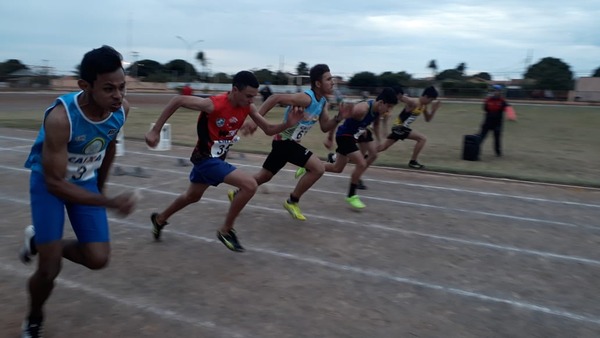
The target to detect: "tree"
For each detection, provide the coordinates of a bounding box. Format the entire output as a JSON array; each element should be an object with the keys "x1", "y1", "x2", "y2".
[
  {"x1": 195, "y1": 51, "x2": 208, "y2": 81},
  {"x1": 592, "y1": 67, "x2": 600, "y2": 77},
  {"x1": 427, "y1": 60, "x2": 438, "y2": 76},
  {"x1": 455, "y1": 62, "x2": 467, "y2": 76},
  {"x1": 378, "y1": 71, "x2": 412, "y2": 88},
  {"x1": 348, "y1": 71, "x2": 378, "y2": 90},
  {"x1": 254, "y1": 68, "x2": 275, "y2": 84},
  {"x1": 472, "y1": 72, "x2": 492, "y2": 81},
  {"x1": 524, "y1": 57, "x2": 574, "y2": 90},
  {"x1": 212, "y1": 72, "x2": 231, "y2": 83},
  {"x1": 195, "y1": 51, "x2": 207, "y2": 68},
  {"x1": 273, "y1": 71, "x2": 289, "y2": 85},
  {"x1": 126, "y1": 59, "x2": 165, "y2": 78},
  {"x1": 0, "y1": 59, "x2": 28, "y2": 78},
  {"x1": 165, "y1": 59, "x2": 197, "y2": 81},
  {"x1": 296, "y1": 62, "x2": 309, "y2": 76},
  {"x1": 435, "y1": 69, "x2": 463, "y2": 81}
]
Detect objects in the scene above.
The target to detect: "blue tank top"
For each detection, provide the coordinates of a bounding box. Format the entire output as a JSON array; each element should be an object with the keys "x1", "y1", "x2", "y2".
[
  {"x1": 275, "y1": 89, "x2": 327, "y2": 142},
  {"x1": 24, "y1": 91, "x2": 126, "y2": 183},
  {"x1": 336, "y1": 100, "x2": 378, "y2": 136}
]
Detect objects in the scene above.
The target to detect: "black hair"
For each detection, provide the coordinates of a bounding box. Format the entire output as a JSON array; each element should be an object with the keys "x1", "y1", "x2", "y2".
[
  {"x1": 232, "y1": 71, "x2": 259, "y2": 90},
  {"x1": 391, "y1": 85, "x2": 404, "y2": 96},
  {"x1": 422, "y1": 86, "x2": 439, "y2": 99},
  {"x1": 376, "y1": 87, "x2": 398, "y2": 104},
  {"x1": 309, "y1": 64, "x2": 330, "y2": 88},
  {"x1": 80, "y1": 45, "x2": 123, "y2": 85}
]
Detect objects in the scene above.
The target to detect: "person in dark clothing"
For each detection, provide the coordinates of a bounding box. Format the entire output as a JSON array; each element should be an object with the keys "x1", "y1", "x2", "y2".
[
  {"x1": 479, "y1": 84, "x2": 509, "y2": 157},
  {"x1": 259, "y1": 83, "x2": 272, "y2": 103}
]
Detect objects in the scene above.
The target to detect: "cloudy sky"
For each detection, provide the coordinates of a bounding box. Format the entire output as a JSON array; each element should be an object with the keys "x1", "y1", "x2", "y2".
[{"x1": 1, "y1": 0, "x2": 599, "y2": 80}]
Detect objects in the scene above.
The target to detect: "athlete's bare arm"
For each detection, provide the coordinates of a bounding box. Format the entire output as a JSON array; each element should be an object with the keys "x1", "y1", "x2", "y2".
[
  {"x1": 42, "y1": 105, "x2": 133, "y2": 214},
  {"x1": 146, "y1": 95, "x2": 214, "y2": 147},
  {"x1": 248, "y1": 105, "x2": 305, "y2": 136}
]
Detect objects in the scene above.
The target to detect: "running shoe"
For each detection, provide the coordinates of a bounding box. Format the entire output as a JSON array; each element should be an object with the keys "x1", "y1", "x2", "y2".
[
  {"x1": 283, "y1": 200, "x2": 306, "y2": 221},
  {"x1": 356, "y1": 179, "x2": 367, "y2": 190},
  {"x1": 19, "y1": 225, "x2": 37, "y2": 264},
  {"x1": 346, "y1": 195, "x2": 366, "y2": 209},
  {"x1": 151, "y1": 213, "x2": 168, "y2": 241},
  {"x1": 217, "y1": 229, "x2": 245, "y2": 252},
  {"x1": 294, "y1": 167, "x2": 306, "y2": 179},
  {"x1": 326, "y1": 153, "x2": 336, "y2": 163},
  {"x1": 227, "y1": 189, "x2": 237, "y2": 202},
  {"x1": 408, "y1": 160, "x2": 425, "y2": 169},
  {"x1": 21, "y1": 317, "x2": 43, "y2": 338}
]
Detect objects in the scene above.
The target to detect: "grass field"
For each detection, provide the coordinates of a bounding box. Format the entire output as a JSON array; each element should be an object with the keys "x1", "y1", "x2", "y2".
[{"x1": 1, "y1": 92, "x2": 598, "y2": 187}]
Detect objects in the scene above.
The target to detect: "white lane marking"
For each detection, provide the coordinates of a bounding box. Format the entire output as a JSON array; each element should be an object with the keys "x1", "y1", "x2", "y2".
[
  {"x1": 1, "y1": 160, "x2": 598, "y2": 232},
  {"x1": 120, "y1": 219, "x2": 600, "y2": 326},
  {"x1": 2, "y1": 188, "x2": 600, "y2": 325},
  {"x1": 2, "y1": 134, "x2": 599, "y2": 208},
  {"x1": 0, "y1": 262, "x2": 247, "y2": 338},
  {"x1": 1, "y1": 178, "x2": 600, "y2": 267}
]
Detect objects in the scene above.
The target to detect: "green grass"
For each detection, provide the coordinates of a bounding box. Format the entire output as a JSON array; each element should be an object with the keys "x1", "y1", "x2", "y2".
[{"x1": 2, "y1": 95, "x2": 599, "y2": 187}]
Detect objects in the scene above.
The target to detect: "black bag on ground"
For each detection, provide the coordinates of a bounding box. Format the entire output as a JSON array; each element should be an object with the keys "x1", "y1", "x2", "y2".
[{"x1": 462, "y1": 134, "x2": 481, "y2": 161}]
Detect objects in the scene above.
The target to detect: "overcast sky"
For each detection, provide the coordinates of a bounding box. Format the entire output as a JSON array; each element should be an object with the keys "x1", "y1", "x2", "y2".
[{"x1": 1, "y1": 0, "x2": 599, "y2": 80}]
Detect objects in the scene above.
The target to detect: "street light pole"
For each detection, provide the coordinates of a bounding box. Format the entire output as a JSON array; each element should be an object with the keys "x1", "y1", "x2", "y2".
[{"x1": 175, "y1": 35, "x2": 203, "y2": 81}]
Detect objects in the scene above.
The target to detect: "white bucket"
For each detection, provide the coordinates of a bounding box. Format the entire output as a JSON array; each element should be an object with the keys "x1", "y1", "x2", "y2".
[
  {"x1": 115, "y1": 129, "x2": 125, "y2": 156},
  {"x1": 148, "y1": 123, "x2": 172, "y2": 151}
]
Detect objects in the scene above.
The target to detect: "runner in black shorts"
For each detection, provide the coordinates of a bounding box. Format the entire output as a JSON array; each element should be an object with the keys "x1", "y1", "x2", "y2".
[
  {"x1": 378, "y1": 86, "x2": 441, "y2": 169},
  {"x1": 232, "y1": 64, "x2": 352, "y2": 221},
  {"x1": 321, "y1": 87, "x2": 397, "y2": 209}
]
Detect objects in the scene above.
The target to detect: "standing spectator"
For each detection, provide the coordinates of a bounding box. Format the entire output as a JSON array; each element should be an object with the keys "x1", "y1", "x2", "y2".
[{"x1": 479, "y1": 84, "x2": 508, "y2": 157}]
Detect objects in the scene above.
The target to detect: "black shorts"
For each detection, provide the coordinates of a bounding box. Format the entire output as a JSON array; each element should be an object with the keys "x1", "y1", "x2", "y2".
[
  {"x1": 356, "y1": 129, "x2": 374, "y2": 143},
  {"x1": 262, "y1": 140, "x2": 313, "y2": 175},
  {"x1": 387, "y1": 125, "x2": 412, "y2": 141},
  {"x1": 335, "y1": 135, "x2": 360, "y2": 156}
]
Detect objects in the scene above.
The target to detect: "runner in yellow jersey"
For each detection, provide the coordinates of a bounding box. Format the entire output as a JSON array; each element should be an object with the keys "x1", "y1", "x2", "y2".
[{"x1": 378, "y1": 86, "x2": 441, "y2": 169}]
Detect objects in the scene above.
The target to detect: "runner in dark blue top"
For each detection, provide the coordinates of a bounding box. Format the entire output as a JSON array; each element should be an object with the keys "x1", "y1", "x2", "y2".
[{"x1": 323, "y1": 87, "x2": 397, "y2": 209}]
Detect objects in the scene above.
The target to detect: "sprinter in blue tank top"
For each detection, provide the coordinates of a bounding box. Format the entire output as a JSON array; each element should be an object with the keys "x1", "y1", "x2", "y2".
[
  {"x1": 229, "y1": 64, "x2": 352, "y2": 221},
  {"x1": 322, "y1": 87, "x2": 398, "y2": 209},
  {"x1": 18, "y1": 45, "x2": 135, "y2": 338}
]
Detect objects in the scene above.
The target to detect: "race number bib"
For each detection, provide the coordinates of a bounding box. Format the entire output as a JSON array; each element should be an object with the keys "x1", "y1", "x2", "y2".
[
  {"x1": 66, "y1": 151, "x2": 105, "y2": 181},
  {"x1": 291, "y1": 124, "x2": 312, "y2": 141},
  {"x1": 210, "y1": 137, "x2": 239, "y2": 157}
]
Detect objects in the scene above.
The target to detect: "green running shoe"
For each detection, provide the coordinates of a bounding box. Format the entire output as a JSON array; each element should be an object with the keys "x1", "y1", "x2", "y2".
[
  {"x1": 346, "y1": 195, "x2": 366, "y2": 209},
  {"x1": 294, "y1": 167, "x2": 306, "y2": 179}
]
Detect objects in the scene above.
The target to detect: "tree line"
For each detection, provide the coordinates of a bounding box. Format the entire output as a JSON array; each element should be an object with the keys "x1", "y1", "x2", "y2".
[{"x1": 2, "y1": 54, "x2": 599, "y2": 95}]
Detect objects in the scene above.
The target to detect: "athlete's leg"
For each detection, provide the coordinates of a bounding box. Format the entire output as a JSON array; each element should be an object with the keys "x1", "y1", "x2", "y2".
[
  {"x1": 361, "y1": 140, "x2": 378, "y2": 166},
  {"x1": 26, "y1": 241, "x2": 62, "y2": 321},
  {"x1": 253, "y1": 168, "x2": 275, "y2": 186},
  {"x1": 348, "y1": 151, "x2": 368, "y2": 186},
  {"x1": 154, "y1": 182, "x2": 209, "y2": 225},
  {"x1": 324, "y1": 152, "x2": 349, "y2": 173},
  {"x1": 221, "y1": 169, "x2": 258, "y2": 233},
  {"x1": 406, "y1": 130, "x2": 427, "y2": 162},
  {"x1": 377, "y1": 138, "x2": 397, "y2": 152},
  {"x1": 291, "y1": 154, "x2": 324, "y2": 200}
]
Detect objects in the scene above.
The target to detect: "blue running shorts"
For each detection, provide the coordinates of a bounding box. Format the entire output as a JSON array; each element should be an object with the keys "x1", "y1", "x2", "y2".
[
  {"x1": 189, "y1": 157, "x2": 236, "y2": 186},
  {"x1": 29, "y1": 171, "x2": 110, "y2": 245}
]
